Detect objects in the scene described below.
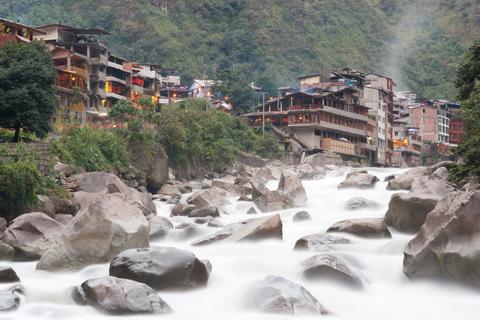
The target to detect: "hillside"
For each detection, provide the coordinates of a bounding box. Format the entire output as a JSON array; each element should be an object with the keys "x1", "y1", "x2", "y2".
[{"x1": 1, "y1": 0, "x2": 479, "y2": 105}]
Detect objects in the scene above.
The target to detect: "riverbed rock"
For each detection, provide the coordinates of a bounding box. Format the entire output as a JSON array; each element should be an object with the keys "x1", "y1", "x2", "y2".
[
  {"x1": 301, "y1": 254, "x2": 363, "y2": 287},
  {"x1": 55, "y1": 214, "x2": 74, "y2": 225},
  {"x1": 37, "y1": 195, "x2": 149, "y2": 271},
  {"x1": 236, "y1": 151, "x2": 267, "y2": 168},
  {"x1": 386, "y1": 167, "x2": 430, "y2": 191},
  {"x1": 385, "y1": 176, "x2": 455, "y2": 233},
  {"x1": 187, "y1": 188, "x2": 229, "y2": 208},
  {"x1": 3, "y1": 212, "x2": 64, "y2": 261},
  {"x1": 29, "y1": 195, "x2": 56, "y2": 218},
  {"x1": 189, "y1": 207, "x2": 220, "y2": 218},
  {"x1": 170, "y1": 203, "x2": 195, "y2": 217},
  {"x1": 327, "y1": 218, "x2": 391, "y2": 238},
  {"x1": 192, "y1": 214, "x2": 282, "y2": 246},
  {"x1": 296, "y1": 163, "x2": 326, "y2": 180},
  {"x1": 73, "y1": 276, "x2": 171, "y2": 314},
  {"x1": 0, "y1": 267, "x2": 19, "y2": 283},
  {"x1": 253, "y1": 191, "x2": 291, "y2": 212},
  {"x1": 244, "y1": 275, "x2": 328, "y2": 315},
  {"x1": 148, "y1": 216, "x2": 173, "y2": 240},
  {"x1": 292, "y1": 210, "x2": 312, "y2": 222},
  {"x1": 73, "y1": 172, "x2": 156, "y2": 216},
  {"x1": 109, "y1": 247, "x2": 210, "y2": 290},
  {"x1": 54, "y1": 162, "x2": 79, "y2": 177},
  {"x1": 246, "y1": 207, "x2": 257, "y2": 215},
  {"x1": 403, "y1": 190, "x2": 480, "y2": 287},
  {"x1": 277, "y1": 172, "x2": 307, "y2": 207},
  {"x1": 212, "y1": 177, "x2": 251, "y2": 196},
  {"x1": 0, "y1": 243, "x2": 14, "y2": 261},
  {"x1": 294, "y1": 233, "x2": 351, "y2": 251},
  {"x1": 157, "y1": 183, "x2": 181, "y2": 197},
  {"x1": 345, "y1": 197, "x2": 380, "y2": 210},
  {"x1": 338, "y1": 171, "x2": 379, "y2": 189},
  {"x1": 304, "y1": 151, "x2": 344, "y2": 167}
]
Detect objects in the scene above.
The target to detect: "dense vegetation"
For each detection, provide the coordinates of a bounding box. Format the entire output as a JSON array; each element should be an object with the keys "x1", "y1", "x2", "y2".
[
  {"x1": 1, "y1": 0, "x2": 477, "y2": 109},
  {"x1": 449, "y1": 40, "x2": 480, "y2": 183},
  {"x1": 54, "y1": 99, "x2": 280, "y2": 176},
  {"x1": 0, "y1": 42, "x2": 56, "y2": 141}
]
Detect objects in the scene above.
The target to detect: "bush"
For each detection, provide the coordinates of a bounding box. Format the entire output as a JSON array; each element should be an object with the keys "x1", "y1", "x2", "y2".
[
  {"x1": 55, "y1": 127, "x2": 129, "y2": 172},
  {"x1": 0, "y1": 161, "x2": 42, "y2": 218}
]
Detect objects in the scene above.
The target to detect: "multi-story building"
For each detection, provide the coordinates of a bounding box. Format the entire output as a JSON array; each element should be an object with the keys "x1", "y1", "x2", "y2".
[
  {"x1": 34, "y1": 24, "x2": 110, "y2": 121},
  {"x1": 448, "y1": 103, "x2": 463, "y2": 146},
  {"x1": 0, "y1": 18, "x2": 46, "y2": 46},
  {"x1": 364, "y1": 86, "x2": 388, "y2": 165},
  {"x1": 105, "y1": 54, "x2": 131, "y2": 108},
  {"x1": 190, "y1": 79, "x2": 215, "y2": 99},
  {"x1": 123, "y1": 62, "x2": 160, "y2": 109},
  {"x1": 243, "y1": 69, "x2": 371, "y2": 159},
  {"x1": 366, "y1": 74, "x2": 395, "y2": 165},
  {"x1": 410, "y1": 101, "x2": 448, "y2": 144},
  {"x1": 50, "y1": 46, "x2": 89, "y2": 123}
]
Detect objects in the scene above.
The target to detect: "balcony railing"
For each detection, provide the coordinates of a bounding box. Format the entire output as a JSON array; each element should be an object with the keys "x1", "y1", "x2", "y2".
[
  {"x1": 322, "y1": 105, "x2": 368, "y2": 122},
  {"x1": 318, "y1": 121, "x2": 366, "y2": 136}
]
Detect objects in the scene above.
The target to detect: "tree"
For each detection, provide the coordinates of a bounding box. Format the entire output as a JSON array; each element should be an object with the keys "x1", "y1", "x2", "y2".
[
  {"x1": 456, "y1": 40, "x2": 480, "y2": 101},
  {"x1": 449, "y1": 40, "x2": 480, "y2": 183},
  {"x1": 0, "y1": 42, "x2": 56, "y2": 142}
]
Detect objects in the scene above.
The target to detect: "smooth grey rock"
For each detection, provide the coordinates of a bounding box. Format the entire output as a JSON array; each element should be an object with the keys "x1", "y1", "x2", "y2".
[
  {"x1": 292, "y1": 210, "x2": 312, "y2": 222},
  {"x1": 294, "y1": 233, "x2": 351, "y2": 251},
  {"x1": 327, "y1": 218, "x2": 391, "y2": 238}
]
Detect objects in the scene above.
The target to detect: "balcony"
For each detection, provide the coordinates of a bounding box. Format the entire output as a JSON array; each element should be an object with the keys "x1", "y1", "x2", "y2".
[
  {"x1": 106, "y1": 92, "x2": 128, "y2": 101},
  {"x1": 322, "y1": 105, "x2": 368, "y2": 122},
  {"x1": 318, "y1": 121, "x2": 366, "y2": 136},
  {"x1": 132, "y1": 84, "x2": 144, "y2": 94},
  {"x1": 106, "y1": 76, "x2": 127, "y2": 85},
  {"x1": 322, "y1": 138, "x2": 358, "y2": 156}
]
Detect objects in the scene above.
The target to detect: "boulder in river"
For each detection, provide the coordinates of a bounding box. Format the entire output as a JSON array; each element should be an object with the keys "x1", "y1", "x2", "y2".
[
  {"x1": 386, "y1": 167, "x2": 430, "y2": 191},
  {"x1": 244, "y1": 275, "x2": 328, "y2": 315},
  {"x1": 338, "y1": 171, "x2": 379, "y2": 189},
  {"x1": 0, "y1": 267, "x2": 19, "y2": 283},
  {"x1": 327, "y1": 218, "x2": 391, "y2": 238},
  {"x1": 3, "y1": 212, "x2": 64, "y2": 261},
  {"x1": 0, "y1": 243, "x2": 14, "y2": 261},
  {"x1": 294, "y1": 233, "x2": 351, "y2": 251},
  {"x1": 109, "y1": 247, "x2": 210, "y2": 290},
  {"x1": 301, "y1": 253, "x2": 363, "y2": 288},
  {"x1": 345, "y1": 197, "x2": 380, "y2": 210},
  {"x1": 187, "y1": 188, "x2": 229, "y2": 208},
  {"x1": 72, "y1": 276, "x2": 171, "y2": 314},
  {"x1": 192, "y1": 214, "x2": 282, "y2": 246},
  {"x1": 72, "y1": 172, "x2": 156, "y2": 216},
  {"x1": 148, "y1": 216, "x2": 173, "y2": 240},
  {"x1": 385, "y1": 175, "x2": 455, "y2": 233},
  {"x1": 403, "y1": 190, "x2": 480, "y2": 287},
  {"x1": 189, "y1": 206, "x2": 220, "y2": 218},
  {"x1": 292, "y1": 210, "x2": 312, "y2": 222},
  {"x1": 37, "y1": 195, "x2": 149, "y2": 271},
  {"x1": 277, "y1": 172, "x2": 307, "y2": 207}
]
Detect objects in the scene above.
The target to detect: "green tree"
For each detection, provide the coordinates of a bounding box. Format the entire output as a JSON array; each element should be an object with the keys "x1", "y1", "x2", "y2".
[
  {"x1": 456, "y1": 40, "x2": 480, "y2": 101},
  {"x1": 449, "y1": 40, "x2": 480, "y2": 183},
  {"x1": 0, "y1": 42, "x2": 56, "y2": 142}
]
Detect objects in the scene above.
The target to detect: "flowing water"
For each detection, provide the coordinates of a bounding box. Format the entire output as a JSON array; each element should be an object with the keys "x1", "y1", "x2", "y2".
[{"x1": 1, "y1": 167, "x2": 479, "y2": 319}]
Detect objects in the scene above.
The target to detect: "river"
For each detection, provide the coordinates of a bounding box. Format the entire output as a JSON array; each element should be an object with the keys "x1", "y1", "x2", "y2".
[{"x1": 1, "y1": 167, "x2": 479, "y2": 319}]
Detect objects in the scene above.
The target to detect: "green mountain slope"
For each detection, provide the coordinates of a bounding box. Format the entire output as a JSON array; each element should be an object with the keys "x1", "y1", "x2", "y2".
[{"x1": 1, "y1": 0, "x2": 478, "y2": 104}]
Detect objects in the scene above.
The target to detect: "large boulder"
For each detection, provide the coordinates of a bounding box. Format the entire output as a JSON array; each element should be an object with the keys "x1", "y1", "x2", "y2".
[
  {"x1": 129, "y1": 144, "x2": 169, "y2": 193},
  {"x1": 186, "y1": 188, "x2": 229, "y2": 209},
  {"x1": 192, "y1": 214, "x2": 282, "y2": 246},
  {"x1": 304, "y1": 152, "x2": 344, "y2": 167},
  {"x1": 385, "y1": 176, "x2": 455, "y2": 233},
  {"x1": 72, "y1": 276, "x2": 171, "y2": 314},
  {"x1": 327, "y1": 218, "x2": 391, "y2": 238},
  {"x1": 109, "y1": 247, "x2": 210, "y2": 290},
  {"x1": 0, "y1": 243, "x2": 14, "y2": 261},
  {"x1": 338, "y1": 171, "x2": 379, "y2": 189},
  {"x1": 0, "y1": 267, "x2": 19, "y2": 283},
  {"x1": 295, "y1": 163, "x2": 326, "y2": 180},
  {"x1": 277, "y1": 172, "x2": 307, "y2": 207},
  {"x1": 386, "y1": 167, "x2": 430, "y2": 191},
  {"x1": 301, "y1": 254, "x2": 363, "y2": 287},
  {"x1": 236, "y1": 151, "x2": 267, "y2": 168},
  {"x1": 37, "y1": 195, "x2": 149, "y2": 271},
  {"x1": 292, "y1": 210, "x2": 312, "y2": 222},
  {"x1": 345, "y1": 197, "x2": 380, "y2": 210},
  {"x1": 73, "y1": 172, "x2": 156, "y2": 216},
  {"x1": 212, "y1": 177, "x2": 252, "y2": 196},
  {"x1": 294, "y1": 233, "x2": 351, "y2": 251},
  {"x1": 148, "y1": 216, "x2": 173, "y2": 240},
  {"x1": 403, "y1": 190, "x2": 480, "y2": 287},
  {"x1": 244, "y1": 275, "x2": 328, "y2": 315},
  {"x1": 3, "y1": 212, "x2": 64, "y2": 261},
  {"x1": 28, "y1": 195, "x2": 55, "y2": 218}
]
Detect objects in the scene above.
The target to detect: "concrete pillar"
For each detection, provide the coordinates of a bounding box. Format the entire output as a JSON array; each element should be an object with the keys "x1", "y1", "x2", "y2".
[{"x1": 67, "y1": 55, "x2": 71, "y2": 71}]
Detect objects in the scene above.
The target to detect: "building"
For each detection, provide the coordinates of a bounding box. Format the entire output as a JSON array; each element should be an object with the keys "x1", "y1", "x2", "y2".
[
  {"x1": 243, "y1": 69, "x2": 371, "y2": 159},
  {"x1": 190, "y1": 79, "x2": 215, "y2": 99},
  {"x1": 409, "y1": 100, "x2": 452, "y2": 146},
  {"x1": 366, "y1": 74, "x2": 396, "y2": 164},
  {"x1": 105, "y1": 54, "x2": 131, "y2": 108},
  {"x1": 34, "y1": 24, "x2": 110, "y2": 121},
  {"x1": 392, "y1": 116, "x2": 422, "y2": 167},
  {"x1": 0, "y1": 18, "x2": 46, "y2": 46},
  {"x1": 50, "y1": 46, "x2": 89, "y2": 123},
  {"x1": 364, "y1": 86, "x2": 388, "y2": 165}
]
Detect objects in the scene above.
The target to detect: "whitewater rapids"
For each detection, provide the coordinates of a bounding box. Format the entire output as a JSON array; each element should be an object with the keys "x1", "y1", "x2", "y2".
[{"x1": 1, "y1": 167, "x2": 479, "y2": 319}]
